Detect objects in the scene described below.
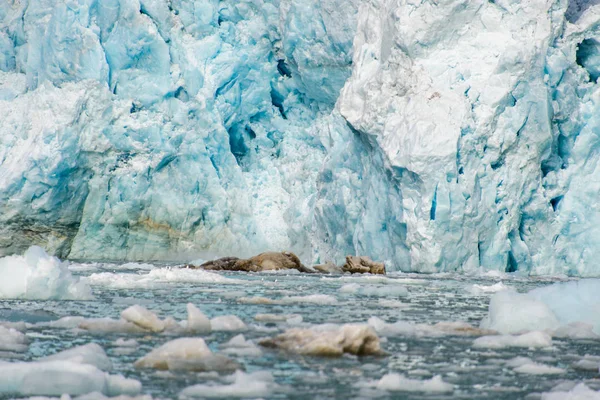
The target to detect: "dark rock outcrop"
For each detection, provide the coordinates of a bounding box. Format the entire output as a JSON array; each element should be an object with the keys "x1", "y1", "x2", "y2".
[
  {"x1": 189, "y1": 253, "x2": 385, "y2": 275},
  {"x1": 190, "y1": 251, "x2": 314, "y2": 273}
]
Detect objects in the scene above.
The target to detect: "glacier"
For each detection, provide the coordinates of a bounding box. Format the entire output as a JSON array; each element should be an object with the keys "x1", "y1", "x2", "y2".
[{"x1": 2, "y1": 0, "x2": 600, "y2": 275}]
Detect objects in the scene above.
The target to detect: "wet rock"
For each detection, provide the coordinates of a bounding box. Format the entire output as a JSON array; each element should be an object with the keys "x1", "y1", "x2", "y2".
[
  {"x1": 259, "y1": 324, "x2": 383, "y2": 357},
  {"x1": 190, "y1": 252, "x2": 314, "y2": 273},
  {"x1": 342, "y1": 256, "x2": 385, "y2": 275}
]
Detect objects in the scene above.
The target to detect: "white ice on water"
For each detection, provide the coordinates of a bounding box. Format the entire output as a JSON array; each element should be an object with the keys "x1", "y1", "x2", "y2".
[
  {"x1": 179, "y1": 371, "x2": 279, "y2": 399},
  {"x1": 39, "y1": 343, "x2": 113, "y2": 371},
  {"x1": 481, "y1": 279, "x2": 600, "y2": 336},
  {"x1": 0, "y1": 360, "x2": 141, "y2": 397},
  {"x1": 0, "y1": 247, "x2": 92, "y2": 300}
]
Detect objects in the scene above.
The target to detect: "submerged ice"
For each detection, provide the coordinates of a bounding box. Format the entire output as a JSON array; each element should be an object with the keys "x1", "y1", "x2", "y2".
[{"x1": 3, "y1": 0, "x2": 600, "y2": 274}]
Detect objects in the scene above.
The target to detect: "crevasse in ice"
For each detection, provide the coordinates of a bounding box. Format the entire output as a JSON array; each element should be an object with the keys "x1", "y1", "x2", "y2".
[{"x1": 2, "y1": 0, "x2": 600, "y2": 275}]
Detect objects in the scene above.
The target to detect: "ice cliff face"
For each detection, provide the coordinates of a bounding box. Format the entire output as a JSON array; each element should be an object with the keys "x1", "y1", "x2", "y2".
[{"x1": 2, "y1": 0, "x2": 600, "y2": 275}]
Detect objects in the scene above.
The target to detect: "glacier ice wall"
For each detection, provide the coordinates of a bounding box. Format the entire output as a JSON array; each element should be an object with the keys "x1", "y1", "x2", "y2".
[{"x1": 3, "y1": 0, "x2": 600, "y2": 275}]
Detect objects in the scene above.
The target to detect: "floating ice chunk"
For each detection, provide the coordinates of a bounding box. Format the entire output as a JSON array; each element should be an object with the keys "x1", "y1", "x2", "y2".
[
  {"x1": 79, "y1": 318, "x2": 147, "y2": 334},
  {"x1": 254, "y1": 314, "x2": 299, "y2": 322},
  {"x1": 84, "y1": 269, "x2": 243, "y2": 289},
  {"x1": 186, "y1": 304, "x2": 211, "y2": 334},
  {"x1": 113, "y1": 339, "x2": 138, "y2": 348},
  {"x1": 528, "y1": 280, "x2": 600, "y2": 334},
  {"x1": 507, "y1": 357, "x2": 565, "y2": 375},
  {"x1": 180, "y1": 371, "x2": 278, "y2": 398},
  {"x1": 220, "y1": 335, "x2": 262, "y2": 357},
  {"x1": 0, "y1": 326, "x2": 28, "y2": 352},
  {"x1": 359, "y1": 286, "x2": 408, "y2": 297},
  {"x1": 481, "y1": 280, "x2": 600, "y2": 336},
  {"x1": 135, "y1": 338, "x2": 239, "y2": 372},
  {"x1": 480, "y1": 290, "x2": 560, "y2": 334},
  {"x1": 377, "y1": 299, "x2": 410, "y2": 309},
  {"x1": 40, "y1": 343, "x2": 112, "y2": 371},
  {"x1": 210, "y1": 316, "x2": 248, "y2": 332},
  {"x1": 0, "y1": 247, "x2": 92, "y2": 300},
  {"x1": 514, "y1": 362, "x2": 564, "y2": 375},
  {"x1": 259, "y1": 324, "x2": 382, "y2": 357},
  {"x1": 572, "y1": 355, "x2": 600, "y2": 371},
  {"x1": 0, "y1": 321, "x2": 28, "y2": 332},
  {"x1": 368, "y1": 317, "x2": 490, "y2": 338},
  {"x1": 468, "y1": 282, "x2": 510, "y2": 295},
  {"x1": 553, "y1": 322, "x2": 600, "y2": 339},
  {"x1": 373, "y1": 374, "x2": 454, "y2": 393},
  {"x1": 280, "y1": 294, "x2": 338, "y2": 305},
  {"x1": 44, "y1": 317, "x2": 86, "y2": 329},
  {"x1": 0, "y1": 361, "x2": 141, "y2": 396},
  {"x1": 541, "y1": 383, "x2": 600, "y2": 399},
  {"x1": 473, "y1": 331, "x2": 552, "y2": 349},
  {"x1": 237, "y1": 297, "x2": 276, "y2": 305},
  {"x1": 339, "y1": 283, "x2": 360, "y2": 293},
  {"x1": 121, "y1": 306, "x2": 165, "y2": 333}
]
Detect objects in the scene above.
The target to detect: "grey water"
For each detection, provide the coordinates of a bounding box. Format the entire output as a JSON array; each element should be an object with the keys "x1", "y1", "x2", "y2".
[{"x1": 1, "y1": 264, "x2": 599, "y2": 399}]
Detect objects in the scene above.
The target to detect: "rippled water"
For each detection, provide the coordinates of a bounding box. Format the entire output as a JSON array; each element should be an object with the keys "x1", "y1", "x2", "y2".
[{"x1": 1, "y1": 263, "x2": 599, "y2": 399}]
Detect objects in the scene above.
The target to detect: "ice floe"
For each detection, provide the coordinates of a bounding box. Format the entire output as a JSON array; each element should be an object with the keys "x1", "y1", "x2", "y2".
[
  {"x1": 0, "y1": 246, "x2": 92, "y2": 300},
  {"x1": 121, "y1": 305, "x2": 165, "y2": 333},
  {"x1": 541, "y1": 383, "x2": 600, "y2": 399},
  {"x1": 40, "y1": 343, "x2": 113, "y2": 371},
  {"x1": 0, "y1": 326, "x2": 29, "y2": 352},
  {"x1": 473, "y1": 331, "x2": 553, "y2": 349},
  {"x1": 179, "y1": 371, "x2": 280, "y2": 398},
  {"x1": 185, "y1": 303, "x2": 211, "y2": 334},
  {"x1": 210, "y1": 316, "x2": 248, "y2": 332},
  {"x1": 259, "y1": 324, "x2": 382, "y2": 356},
  {"x1": 220, "y1": 335, "x2": 262, "y2": 357},
  {"x1": 372, "y1": 374, "x2": 454, "y2": 393},
  {"x1": 134, "y1": 338, "x2": 240, "y2": 372},
  {"x1": 481, "y1": 280, "x2": 600, "y2": 337},
  {"x1": 506, "y1": 357, "x2": 564, "y2": 375},
  {"x1": 0, "y1": 361, "x2": 141, "y2": 396},
  {"x1": 84, "y1": 268, "x2": 243, "y2": 289}
]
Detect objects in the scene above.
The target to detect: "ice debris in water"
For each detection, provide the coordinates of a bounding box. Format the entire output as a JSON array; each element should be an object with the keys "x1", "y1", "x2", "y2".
[
  {"x1": 368, "y1": 317, "x2": 492, "y2": 338},
  {"x1": 467, "y1": 282, "x2": 510, "y2": 295},
  {"x1": 280, "y1": 294, "x2": 338, "y2": 305},
  {"x1": 179, "y1": 371, "x2": 279, "y2": 399},
  {"x1": 39, "y1": 343, "x2": 113, "y2": 371},
  {"x1": 339, "y1": 284, "x2": 408, "y2": 297},
  {"x1": 185, "y1": 303, "x2": 211, "y2": 334},
  {"x1": 84, "y1": 268, "x2": 243, "y2": 289},
  {"x1": 473, "y1": 331, "x2": 553, "y2": 349},
  {"x1": 259, "y1": 324, "x2": 382, "y2": 357},
  {"x1": 0, "y1": 360, "x2": 141, "y2": 397},
  {"x1": 481, "y1": 280, "x2": 600, "y2": 336},
  {"x1": 541, "y1": 383, "x2": 600, "y2": 399},
  {"x1": 134, "y1": 338, "x2": 240, "y2": 372},
  {"x1": 113, "y1": 338, "x2": 138, "y2": 348},
  {"x1": 0, "y1": 246, "x2": 92, "y2": 300},
  {"x1": 121, "y1": 305, "x2": 165, "y2": 333},
  {"x1": 369, "y1": 374, "x2": 454, "y2": 393},
  {"x1": 572, "y1": 355, "x2": 600, "y2": 371},
  {"x1": 506, "y1": 357, "x2": 565, "y2": 375},
  {"x1": 220, "y1": 335, "x2": 262, "y2": 357},
  {"x1": 0, "y1": 326, "x2": 29, "y2": 352},
  {"x1": 210, "y1": 316, "x2": 248, "y2": 332}
]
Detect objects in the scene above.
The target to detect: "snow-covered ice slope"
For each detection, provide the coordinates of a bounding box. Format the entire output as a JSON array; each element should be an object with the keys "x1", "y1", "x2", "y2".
[{"x1": 2, "y1": 0, "x2": 600, "y2": 275}]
